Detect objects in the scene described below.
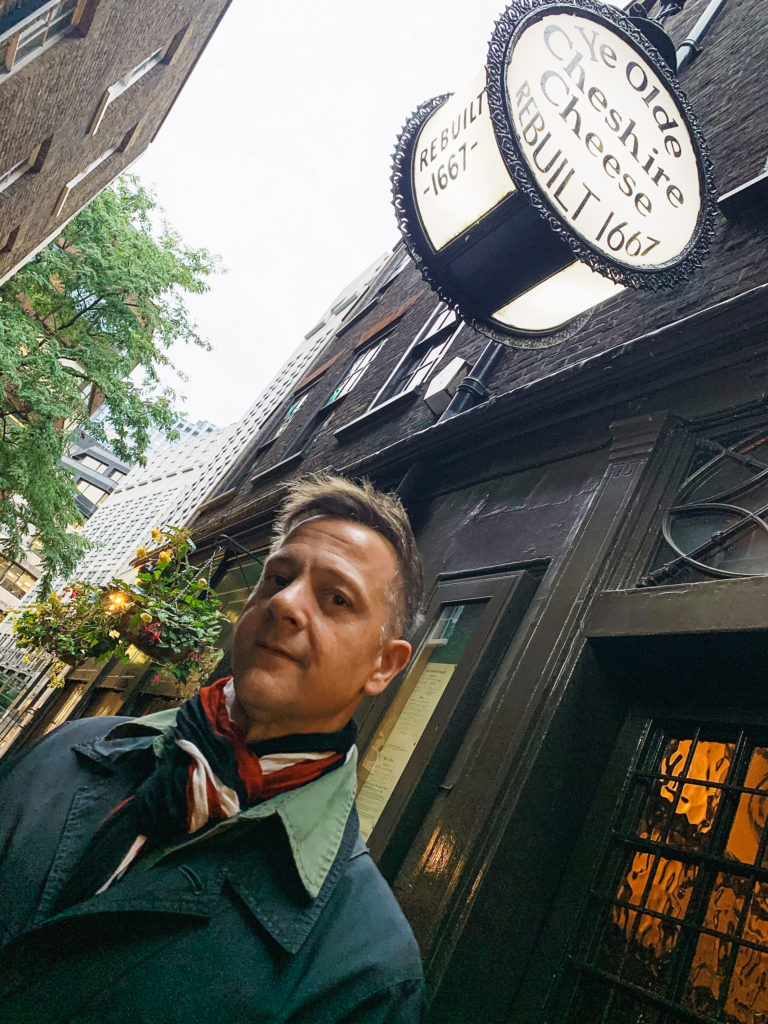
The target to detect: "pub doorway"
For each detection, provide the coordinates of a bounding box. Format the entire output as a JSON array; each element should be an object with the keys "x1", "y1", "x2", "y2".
[{"x1": 526, "y1": 632, "x2": 768, "y2": 1024}]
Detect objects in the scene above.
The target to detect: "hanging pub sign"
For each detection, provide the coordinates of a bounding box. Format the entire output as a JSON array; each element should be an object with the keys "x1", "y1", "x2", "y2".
[{"x1": 391, "y1": 0, "x2": 717, "y2": 348}]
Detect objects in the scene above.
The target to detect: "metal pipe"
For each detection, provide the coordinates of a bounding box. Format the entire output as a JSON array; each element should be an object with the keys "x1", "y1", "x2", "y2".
[
  {"x1": 676, "y1": 0, "x2": 727, "y2": 73},
  {"x1": 213, "y1": 534, "x2": 263, "y2": 594},
  {"x1": 439, "y1": 340, "x2": 507, "y2": 421}
]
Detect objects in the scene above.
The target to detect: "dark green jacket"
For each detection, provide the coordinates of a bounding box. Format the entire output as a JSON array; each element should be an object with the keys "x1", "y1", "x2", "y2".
[{"x1": 0, "y1": 714, "x2": 425, "y2": 1023}]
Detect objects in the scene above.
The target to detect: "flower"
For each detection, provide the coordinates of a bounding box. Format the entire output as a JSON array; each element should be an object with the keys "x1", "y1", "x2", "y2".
[
  {"x1": 151, "y1": 528, "x2": 162, "y2": 543},
  {"x1": 157, "y1": 550, "x2": 172, "y2": 567},
  {"x1": 195, "y1": 578, "x2": 207, "y2": 588},
  {"x1": 136, "y1": 546, "x2": 148, "y2": 559},
  {"x1": 140, "y1": 612, "x2": 152, "y2": 623}
]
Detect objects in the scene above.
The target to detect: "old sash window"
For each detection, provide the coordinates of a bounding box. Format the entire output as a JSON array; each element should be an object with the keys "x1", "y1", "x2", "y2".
[
  {"x1": 0, "y1": 0, "x2": 82, "y2": 76},
  {"x1": 556, "y1": 719, "x2": 768, "y2": 1024},
  {"x1": 373, "y1": 303, "x2": 463, "y2": 406},
  {"x1": 326, "y1": 338, "x2": 385, "y2": 404}
]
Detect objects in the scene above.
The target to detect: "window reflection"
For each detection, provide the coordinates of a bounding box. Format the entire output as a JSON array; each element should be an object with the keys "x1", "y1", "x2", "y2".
[{"x1": 356, "y1": 600, "x2": 487, "y2": 839}]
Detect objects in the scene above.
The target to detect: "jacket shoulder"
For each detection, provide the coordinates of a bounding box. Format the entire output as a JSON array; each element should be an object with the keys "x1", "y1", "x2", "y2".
[{"x1": 1, "y1": 714, "x2": 126, "y2": 769}]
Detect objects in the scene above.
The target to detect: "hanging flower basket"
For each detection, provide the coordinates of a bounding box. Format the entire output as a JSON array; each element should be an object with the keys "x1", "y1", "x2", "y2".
[
  {"x1": 57, "y1": 651, "x2": 88, "y2": 668},
  {"x1": 111, "y1": 525, "x2": 226, "y2": 685},
  {"x1": 121, "y1": 625, "x2": 192, "y2": 665},
  {"x1": 12, "y1": 583, "x2": 124, "y2": 668},
  {"x1": 13, "y1": 526, "x2": 226, "y2": 691}
]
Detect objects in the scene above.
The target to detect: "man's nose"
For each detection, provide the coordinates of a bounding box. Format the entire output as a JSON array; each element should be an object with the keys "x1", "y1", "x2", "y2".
[{"x1": 268, "y1": 577, "x2": 309, "y2": 627}]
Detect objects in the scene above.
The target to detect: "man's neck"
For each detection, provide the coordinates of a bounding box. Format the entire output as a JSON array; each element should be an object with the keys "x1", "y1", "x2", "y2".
[{"x1": 228, "y1": 693, "x2": 350, "y2": 745}]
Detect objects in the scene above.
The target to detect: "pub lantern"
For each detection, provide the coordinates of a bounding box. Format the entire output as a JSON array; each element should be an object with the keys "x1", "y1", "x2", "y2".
[{"x1": 392, "y1": 0, "x2": 717, "y2": 349}]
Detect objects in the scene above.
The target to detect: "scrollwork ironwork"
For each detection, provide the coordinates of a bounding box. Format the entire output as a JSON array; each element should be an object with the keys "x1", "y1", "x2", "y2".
[
  {"x1": 390, "y1": 94, "x2": 592, "y2": 350},
  {"x1": 484, "y1": 0, "x2": 717, "y2": 293},
  {"x1": 641, "y1": 429, "x2": 768, "y2": 586}
]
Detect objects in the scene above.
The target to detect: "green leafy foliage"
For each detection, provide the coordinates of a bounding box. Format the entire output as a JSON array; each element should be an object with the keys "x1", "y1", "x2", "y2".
[
  {"x1": 0, "y1": 176, "x2": 219, "y2": 589},
  {"x1": 113, "y1": 525, "x2": 225, "y2": 685},
  {"x1": 12, "y1": 525, "x2": 225, "y2": 690},
  {"x1": 12, "y1": 581, "x2": 124, "y2": 676}
]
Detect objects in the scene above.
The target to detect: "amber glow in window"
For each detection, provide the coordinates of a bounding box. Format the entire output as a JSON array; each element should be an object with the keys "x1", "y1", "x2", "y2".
[{"x1": 562, "y1": 724, "x2": 768, "y2": 1023}]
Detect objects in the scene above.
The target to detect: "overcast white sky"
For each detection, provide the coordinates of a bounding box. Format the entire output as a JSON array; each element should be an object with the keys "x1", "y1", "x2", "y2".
[
  {"x1": 131, "y1": 0, "x2": 514, "y2": 426},
  {"x1": 134, "y1": 0, "x2": 621, "y2": 427}
]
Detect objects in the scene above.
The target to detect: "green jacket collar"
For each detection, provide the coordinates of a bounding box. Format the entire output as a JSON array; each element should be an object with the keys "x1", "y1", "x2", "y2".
[{"x1": 100, "y1": 709, "x2": 358, "y2": 900}]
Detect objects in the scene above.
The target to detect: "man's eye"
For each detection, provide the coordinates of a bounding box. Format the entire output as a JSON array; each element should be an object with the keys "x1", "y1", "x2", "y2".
[
  {"x1": 266, "y1": 573, "x2": 288, "y2": 588},
  {"x1": 330, "y1": 593, "x2": 348, "y2": 607}
]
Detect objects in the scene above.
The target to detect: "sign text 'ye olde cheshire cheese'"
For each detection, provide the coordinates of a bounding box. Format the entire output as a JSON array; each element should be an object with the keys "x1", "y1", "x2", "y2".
[
  {"x1": 391, "y1": 0, "x2": 716, "y2": 347},
  {"x1": 505, "y1": 10, "x2": 701, "y2": 269}
]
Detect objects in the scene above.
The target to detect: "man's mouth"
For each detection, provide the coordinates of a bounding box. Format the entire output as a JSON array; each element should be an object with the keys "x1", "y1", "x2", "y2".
[{"x1": 256, "y1": 641, "x2": 299, "y2": 663}]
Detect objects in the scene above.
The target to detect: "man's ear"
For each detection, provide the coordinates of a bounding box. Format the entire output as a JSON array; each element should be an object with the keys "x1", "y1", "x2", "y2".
[{"x1": 364, "y1": 639, "x2": 412, "y2": 697}]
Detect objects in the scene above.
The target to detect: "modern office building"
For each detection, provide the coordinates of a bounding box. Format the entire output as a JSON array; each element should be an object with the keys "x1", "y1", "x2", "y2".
[{"x1": 0, "y1": 0, "x2": 232, "y2": 285}]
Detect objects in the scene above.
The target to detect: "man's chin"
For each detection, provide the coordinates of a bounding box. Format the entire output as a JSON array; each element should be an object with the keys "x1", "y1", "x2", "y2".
[{"x1": 230, "y1": 667, "x2": 290, "y2": 717}]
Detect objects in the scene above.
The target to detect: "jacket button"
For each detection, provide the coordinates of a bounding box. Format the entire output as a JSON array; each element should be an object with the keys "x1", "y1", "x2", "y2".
[{"x1": 177, "y1": 865, "x2": 204, "y2": 894}]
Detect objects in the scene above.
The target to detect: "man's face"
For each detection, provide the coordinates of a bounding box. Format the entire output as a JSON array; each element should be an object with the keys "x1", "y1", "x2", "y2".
[{"x1": 231, "y1": 516, "x2": 411, "y2": 740}]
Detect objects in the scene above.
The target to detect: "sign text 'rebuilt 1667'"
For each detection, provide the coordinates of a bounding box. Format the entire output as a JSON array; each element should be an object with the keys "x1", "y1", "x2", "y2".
[
  {"x1": 392, "y1": 0, "x2": 716, "y2": 348},
  {"x1": 492, "y1": 2, "x2": 706, "y2": 273}
]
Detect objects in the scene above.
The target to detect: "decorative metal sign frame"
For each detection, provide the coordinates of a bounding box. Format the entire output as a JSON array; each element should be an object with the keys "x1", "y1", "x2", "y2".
[
  {"x1": 485, "y1": 0, "x2": 717, "y2": 291},
  {"x1": 392, "y1": 94, "x2": 593, "y2": 349},
  {"x1": 391, "y1": 0, "x2": 718, "y2": 349}
]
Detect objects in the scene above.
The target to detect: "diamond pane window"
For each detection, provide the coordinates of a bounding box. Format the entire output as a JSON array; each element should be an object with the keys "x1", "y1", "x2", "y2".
[{"x1": 557, "y1": 721, "x2": 768, "y2": 1024}]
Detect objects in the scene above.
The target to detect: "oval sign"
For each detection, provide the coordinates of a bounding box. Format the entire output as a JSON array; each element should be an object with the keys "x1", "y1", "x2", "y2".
[{"x1": 486, "y1": 0, "x2": 716, "y2": 286}]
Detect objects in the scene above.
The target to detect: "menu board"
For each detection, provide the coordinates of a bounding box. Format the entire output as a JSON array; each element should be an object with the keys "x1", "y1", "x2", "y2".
[{"x1": 357, "y1": 662, "x2": 456, "y2": 839}]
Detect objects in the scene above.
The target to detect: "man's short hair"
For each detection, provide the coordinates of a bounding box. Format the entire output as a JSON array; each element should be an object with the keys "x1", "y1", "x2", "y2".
[{"x1": 272, "y1": 473, "x2": 423, "y2": 639}]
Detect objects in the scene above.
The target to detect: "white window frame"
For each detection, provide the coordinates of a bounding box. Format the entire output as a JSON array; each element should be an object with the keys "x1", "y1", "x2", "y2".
[
  {"x1": 326, "y1": 338, "x2": 385, "y2": 404},
  {"x1": 371, "y1": 303, "x2": 463, "y2": 407},
  {"x1": 272, "y1": 391, "x2": 311, "y2": 441},
  {"x1": 54, "y1": 125, "x2": 135, "y2": 218},
  {"x1": 0, "y1": 140, "x2": 43, "y2": 194},
  {"x1": 89, "y1": 46, "x2": 163, "y2": 135},
  {"x1": 0, "y1": 0, "x2": 86, "y2": 78}
]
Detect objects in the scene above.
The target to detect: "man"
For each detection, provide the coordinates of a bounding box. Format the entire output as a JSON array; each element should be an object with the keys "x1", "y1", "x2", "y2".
[{"x1": 0, "y1": 474, "x2": 426, "y2": 1023}]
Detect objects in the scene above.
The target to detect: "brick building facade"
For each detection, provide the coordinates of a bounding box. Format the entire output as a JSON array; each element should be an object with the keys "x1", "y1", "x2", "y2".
[
  {"x1": 0, "y1": 0, "x2": 231, "y2": 283},
  {"x1": 5, "y1": 1, "x2": 768, "y2": 1021}
]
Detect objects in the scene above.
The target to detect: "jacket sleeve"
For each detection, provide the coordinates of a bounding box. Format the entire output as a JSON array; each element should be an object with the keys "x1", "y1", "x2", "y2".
[
  {"x1": 340, "y1": 979, "x2": 426, "y2": 1024},
  {"x1": 286, "y1": 978, "x2": 426, "y2": 1024}
]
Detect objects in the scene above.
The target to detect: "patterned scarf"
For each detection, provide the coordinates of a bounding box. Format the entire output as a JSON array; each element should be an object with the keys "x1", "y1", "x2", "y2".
[{"x1": 55, "y1": 676, "x2": 356, "y2": 910}]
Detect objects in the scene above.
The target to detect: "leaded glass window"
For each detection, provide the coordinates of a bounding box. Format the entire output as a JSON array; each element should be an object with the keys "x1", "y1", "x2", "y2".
[{"x1": 558, "y1": 720, "x2": 768, "y2": 1024}]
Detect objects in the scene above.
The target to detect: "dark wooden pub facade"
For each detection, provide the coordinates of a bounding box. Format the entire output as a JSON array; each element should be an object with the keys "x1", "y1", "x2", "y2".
[{"x1": 14, "y1": 0, "x2": 768, "y2": 1020}]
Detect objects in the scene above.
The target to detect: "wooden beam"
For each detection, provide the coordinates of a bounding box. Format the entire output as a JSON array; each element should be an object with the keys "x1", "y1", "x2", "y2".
[{"x1": 584, "y1": 576, "x2": 768, "y2": 637}]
